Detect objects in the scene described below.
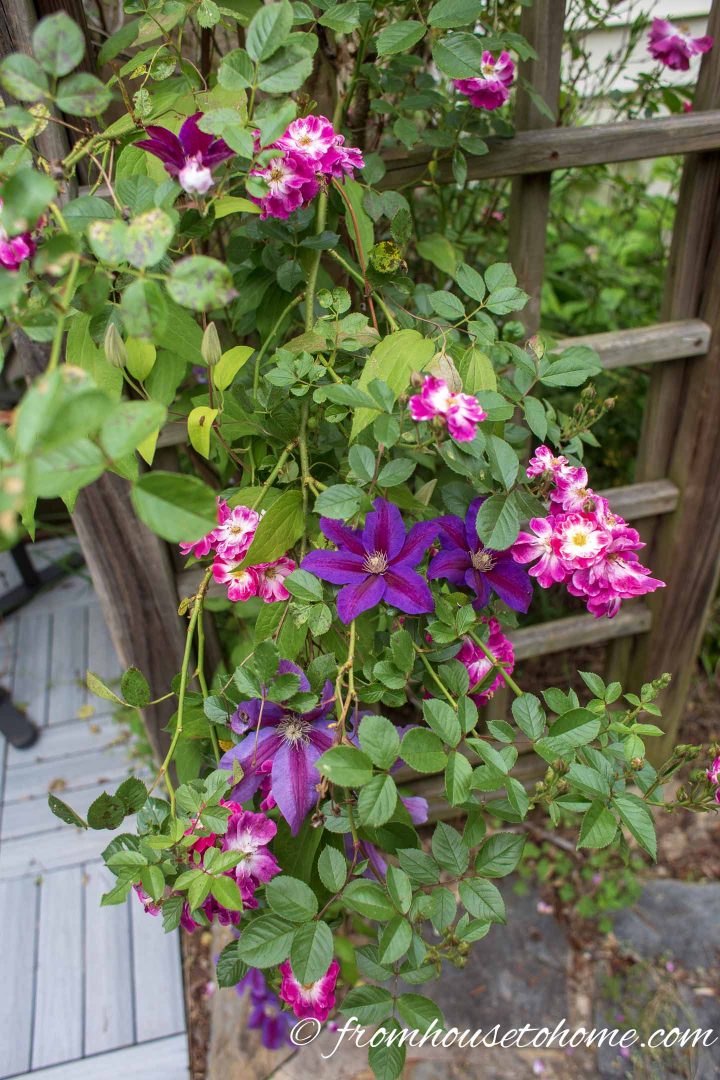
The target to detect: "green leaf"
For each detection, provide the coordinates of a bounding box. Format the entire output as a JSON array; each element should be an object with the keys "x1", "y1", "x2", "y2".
[
  {"x1": 348, "y1": 444, "x2": 376, "y2": 484},
  {"x1": 578, "y1": 800, "x2": 618, "y2": 850},
  {"x1": 218, "y1": 48, "x2": 254, "y2": 90},
  {"x1": 422, "y1": 699, "x2": 461, "y2": 747},
  {"x1": 416, "y1": 234, "x2": 458, "y2": 276},
  {"x1": 474, "y1": 832, "x2": 525, "y2": 877},
  {"x1": 124, "y1": 209, "x2": 175, "y2": 269},
  {"x1": 56, "y1": 73, "x2": 112, "y2": 116},
  {"x1": 188, "y1": 873, "x2": 212, "y2": 912},
  {"x1": 458, "y1": 878, "x2": 506, "y2": 922},
  {"x1": 100, "y1": 401, "x2": 166, "y2": 460},
  {"x1": 487, "y1": 435, "x2": 519, "y2": 489},
  {"x1": 33, "y1": 441, "x2": 105, "y2": 498},
  {"x1": 0, "y1": 169, "x2": 56, "y2": 234},
  {"x1": 120, "y1": 279, "x2": 168, "y2": 339},
  {"x1": 428, "y1": 0, "x2": 484, "y2": 28},
  {"x1": 376, "y1": 20, "x2": 426, "y2": 55},
  {"x1": 210, "y1": 875, "x2": 244, "y2": 911},
  {"x1": 131, "y1": 471, "x2": 217, "y2": 544},
  {"x1": 357, "y1": 774, "x2": 398, "y2": 827},
  {"x1": 341, "y1": 985, "x2": 394, "y2": 1025},
  {"x1": 317, "y1": 846, "x2": 347, "y2": 893},
  {"x1": 386, "y1": 865, "x2": 412, "y2": 914},
  {"x1": 458, "y1": 346, "x2": 496, "y2": 393},
  {"x1": 368, "y1": 1019, "x2": 407, "y2": 1080},
  {"x1": 216, "y1": 939, "x2": 248, "y2": 988},
  {"x1": 396, "y1": 993, "x2": 444, "y2": 1033},
  {"x1": 511, "y1": 693, "x2": 546, "y2": 740},
  {"x1": 48, "y1": 794, "x2": 87, "y2": 829},
  {"x1": 351, "y1": 330, "x2": 435, "y2": 439},
  {"x1": 0, "y1": 54, "x2": 49, "y2": 101},
  {"x1": 475, "y1": 493, "x2": 519, "y2": 550},
  {"x1": 429, "y1": 290, "x2": 465, "y2": 321},
  {"x1": 167, "y1": 256, "x2": 236, "y2": 311},
  {"x1": 290, "y1": 920, "x2": 334, "y2": 983},
  {"x1": 343, "y1": 880, "x2": 396, "y2": 921},
  {"x1": 116, "y1": 777, "x2": 148, "y2": 814},
  {"x1": 378, "y1": 915, "x2": 412, "y2": 964},
  {"x1": 445, "y1": 750, "x2": 473, "y2": 805},
  {"x1": 265, "y1": 876, "x2": 318, "y2": 922},
  {"x1": 358, "y1": 715, "x2": 400, "y2": 770},
  {"x1": 567, "y1": 764, "x2": 611, "y2": 800},
  {"x1": 540, "y1": 345, "x2": 602, "y2": 388},
  {"x1": 317, "y1": 745, "x2": 374, "y2": 787},
  {"x1": 238, "y1": 489, "x2": 304, "y2": 567},
  {"x1": 187, "y1": 405, "x2": 218, "y2": 459},
  {"x1": 246, "y1": 0, "x2": 293, "y2": 61},
  {"x1": 121, "y1": 666, "x2": 150, "y2": 707},
  {"x1": 212, "y1": 345, "x2": 253, "y2": 391},
  {"x1": 284, "y1": 568, "x2": 324, "y2": 603},
  {"x1": 314, "y1": 484, "x2": 363, "y2": 521},
  {"x1": 534, "y1": 708, "x2": 601, "y2": 761},
  {"x1": 431, "y1": 822, "x2": 469, "y2": 874},
  {"x1": 397, "y1": 848, "x2": 440, "y2": 885},
  {"x1": 455, "y1": 261, "x2": 486, "y2": 302},
  {"x1": 33, "y1": 12, "x2": 86, "y2": 76},
  {"x1": 86, "y1": 670, "x2": 123, "y2": 704},
  {"x1": 613, "y1": 794, "x2": 656, "y2": 859},
  {"x1": 87, "y1": 792, "x2": 126, "y2": 830},
  {"x1": 400, "y1": 728, "x2": 447, "y2": 773},
  {"x1": 236, "y1": 914, "x2": 296, "y2": 966},
  {"x1": 377, "y1": 458, "x2": 415, "y2": 488}
]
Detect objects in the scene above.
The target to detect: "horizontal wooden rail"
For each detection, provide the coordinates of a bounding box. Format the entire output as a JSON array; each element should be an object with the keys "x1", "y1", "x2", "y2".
[
  {"x1": 555, "y1": 319, "x2": 710, "y2": 370},
  {"x1": 379, "y1": 111, "x2": 720, "y2": 188},
  {"x1": 509, "y1": 603, "x2": 651, "y2": 661}
]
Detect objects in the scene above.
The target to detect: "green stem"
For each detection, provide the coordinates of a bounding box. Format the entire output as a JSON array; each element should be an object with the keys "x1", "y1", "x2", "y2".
[
  {"x1": 304, "y1": 191, "x2": 329, "y2": 333},
  {"x1": 196, "y1": 611, "x2": 220, "y2": 765},
  {"x1": 470, "y1": 631, "x2": 523, "y2": 698},
  {"x1": 47, "y1": 257, "x2": 80, "y2": 373},
  {"x1": 252, "y1": 292, "x2": 304, "y2": 397},
  {"x1": 250, "y1": 442, "x2": 296, "y2": 511},
  {"x1": 328, "y1": 249, "x2": 398, "y2": 330},
  {"x1": 414, "y1": 645, "x2": 458, "y2": 709},
  {"x1": 156, "y1": 568, "x2": 212, "y2": 812}
]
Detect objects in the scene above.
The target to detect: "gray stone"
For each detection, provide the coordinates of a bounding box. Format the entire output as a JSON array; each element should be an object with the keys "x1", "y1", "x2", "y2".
[{"x1": 611, "y1": 880, "x2": 720, "y2": 970}]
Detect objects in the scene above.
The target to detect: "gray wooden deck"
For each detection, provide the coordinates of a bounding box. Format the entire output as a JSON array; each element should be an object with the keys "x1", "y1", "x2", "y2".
[{"x1": 0, "y1": 542, "x2": 189, "y2": 1079}]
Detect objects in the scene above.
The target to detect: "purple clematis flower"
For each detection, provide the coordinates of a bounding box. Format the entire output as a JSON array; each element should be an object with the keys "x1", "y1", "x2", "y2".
[
  {"x1": 236, "y1": 969, "x2": 294, "y2": 1050},
  {"x1": 220, "y1": 661, "x2": 335, "y2": 836},
  {"x1": 427, "y1": 497, "x2": 533, "y2": 613},
  {"x1": 300, "y1": 498, "x2": 438, "y2": 624},
  {"x1": 135, "y1": 112, "x2": 234, "y2": 195}
]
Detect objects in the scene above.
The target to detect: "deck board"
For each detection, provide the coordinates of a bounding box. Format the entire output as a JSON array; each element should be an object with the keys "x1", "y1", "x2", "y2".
[
  {"x1": 0, "y1": 546, "x2": 188, "y2": 1078},
  {"x1": 32, "y1": 867, "x2": 84, "y2": 1070}
]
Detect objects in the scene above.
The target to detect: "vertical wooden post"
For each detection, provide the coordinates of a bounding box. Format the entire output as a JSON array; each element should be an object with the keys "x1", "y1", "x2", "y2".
[
  {"x1": 486, "y1": 0, "x2": 566, "y2": 728},
  {"x1": 507, "y1": 0, "x2": 566, "y2": 334},
  {"x1": 627, "y1": 0, "x2": 720, "y2": 761}
]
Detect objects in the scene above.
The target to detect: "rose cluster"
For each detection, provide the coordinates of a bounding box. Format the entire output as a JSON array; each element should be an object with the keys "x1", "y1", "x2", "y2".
[
  {"x1": 180, "y1": 497, "x2": 295, "y2": 603},
  {"x1": 647, "y1": 17, "x2": 713, "y2": 71},
  {"x1": 456, "y1": 616, "x2": 515, "y2": 706},
  {"x1": 706, "y1": 754, "x2": 720, "y2": 804},
  {"x1": 409, "y1": 375, "x2": 487, "y2": 443},
  {"x1": 512, "y1": 446, "x2": 665, "y2": 618},
  {"x1": 250, "y1": 114, "x2": 364, "y2": 219},
  {"x1": 454, "y1": 50, "x2": 515, "y2": 110},
  {"x1": 0, "y1": 197, "x2": 40, "y2": 271}
]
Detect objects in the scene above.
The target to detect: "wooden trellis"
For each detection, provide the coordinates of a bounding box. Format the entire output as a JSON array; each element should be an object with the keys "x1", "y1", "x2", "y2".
[{"x1": 4, "y1": 0, "x2": 720, "y2": 771}]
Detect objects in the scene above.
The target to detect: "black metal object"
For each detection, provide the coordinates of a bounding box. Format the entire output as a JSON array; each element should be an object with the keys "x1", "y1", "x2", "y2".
[
  {"x1": 0, "y1": 686, "x2": 38, "y2": 749},
  {"x1": 0, "y1": 542, "x2": 84, "y2": 617}
]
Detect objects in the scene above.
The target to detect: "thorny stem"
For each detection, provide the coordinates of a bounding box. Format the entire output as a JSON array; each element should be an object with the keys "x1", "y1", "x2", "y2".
[
  {"x1": 334, "y1": 620, "x2": 357, "y2": 734},
  {"x1": 197, "y1": 611, "x2": 220, "y2": 765},
  {"x1": 469, "y1": 631, "x2": 523, "y2": 698},
  {"x1": 250, "y1": 442, "x2": 297, "y2": 510},
  {"x1": 332, "y1": 178, "x2": 378, "y2": 332},
  {"x1": 47, "y1": 257, "x2": 80, "y2": 373},
  {"x1": 414, "y1": 644, "x2": 458, "y2": 709}
]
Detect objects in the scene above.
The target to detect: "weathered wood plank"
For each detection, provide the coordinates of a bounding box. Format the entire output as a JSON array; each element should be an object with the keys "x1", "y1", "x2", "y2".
[
  {"x1": 509, "y1": 604, "x2": 652, "y2": 662},
  {"x1": 3, "y1": 741, "x2": 136, "y2": 804},
  {"x1": 47, "y1": 606, "x2": 88, "y2": 725},
  {"x1": 628, "y1": 0, "x2": 720, "y2": 760},
  {"x1": 11, "y1": 1034, "x2": 189, "y2": 1079},
  {"x1": 0, "y1": 876, "x2": 38, "y2": 1078},
  {"x1": 6, "y1": 715, "x2": 120, "y2": 771},
  {"x1": 87, "y1": 602, "x2": 122, "y2": 683},
  {"x1": 379, "y1": 110, "x2": 720, "y2": 188},
  {"x1": 131, "y1": 895, "x2": 186, "y2": 1042},
  {"x1": 0, "y1": 822, "x2": 116, "y2": 879},
  {"x1": 2, "y1": 772, "x2": 149, "y2": 841},
  {"x1": 555, "y1": 319, "x2": 711, "y2": 370},
  {"x1": 12, "y1": 610, "x2": 51, "y2": 727},
  {"x1": 507, "y1": 0, "x2": 566, "y2": 332},
  {"x1": 595, "y1": 480, "x2": 679, "y2": 521},
  {"x1": 32, "y1": 867, "x2": 84, "y2": 1070},
  {"x1": 84, "y1": 863, "x2": 135, "y2": 1056}
]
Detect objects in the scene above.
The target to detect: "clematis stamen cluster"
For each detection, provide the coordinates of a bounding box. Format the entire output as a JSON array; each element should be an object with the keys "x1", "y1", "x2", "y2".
[
  {"x1": 180, "y1": 497, "x2": 296, "y2": 603},
  {"x1": 454, "y1": 50, "x2": 515, "y2": 110},
  {"x1": 409, "y1": 375, "x2": 487, "y2": 443},
  {"x1": 512, "y1": 445, "x2": 665, "y2": 618},
  {"x1": 250, "y1": 114, "x2": 364, "y2": 220},
  {"x1": 647, "y1": 17, "x2": 713, "y2": 71}
]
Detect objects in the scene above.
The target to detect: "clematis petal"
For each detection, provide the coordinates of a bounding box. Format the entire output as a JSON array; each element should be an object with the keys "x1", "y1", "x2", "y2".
[
  {"x1": 270, "y1": 740, "x2": 322, "y2": 835},
  {"x1": 435, "y1": 514, "x2": 467, "y2": 552},
  {"x1": 362, "y1": 498, "x2": 406, "y2": 560},
  {"x1": 427, "y1": 547, "x2": 470, "y2": 585},
  {"x1": 300, "y1": 548, "x2": 367, "y2": 585},
  {"x1": 393, "y1": 520, "x2": 439, "y2": 566},
  {"x1": 318, "y1": 517, "x2": 365, "y2": 555},
  {"x1": 336, "y1": 574, "x2": 386, "y2": 624},
  {"x1": 383, "y1": 566, "x2": 435, "y2": 615},
  {"x1": 465, "y1": 567, "x2": 491, "y2": 609},
  {"x1": 220, "y1": 731, "x2": 283, "y2": 801},
  {"x1": 230, "y1": 698, "x2": 284, "y2": 734},
  {"x1": 178, "y1": 112, "x2": 214, "y2": 157},
  {"x1": 464, "y1": 497, "x2": 486, "y2": 549},
  {"x1": 487, "y1": 557, "x2": 533, "y2": 613}
]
